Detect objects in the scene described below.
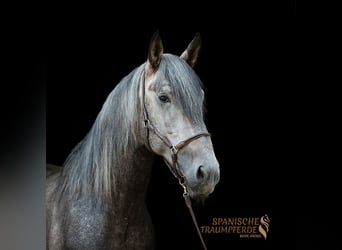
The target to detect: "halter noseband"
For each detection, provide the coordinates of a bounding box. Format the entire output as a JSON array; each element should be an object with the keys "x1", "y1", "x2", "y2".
[
  {"x1": 143, "y1": 118, "x2": 210, "y2": 180},
  {"x1": 141, "y1": 71, "x2": 209, "y2": 250}
]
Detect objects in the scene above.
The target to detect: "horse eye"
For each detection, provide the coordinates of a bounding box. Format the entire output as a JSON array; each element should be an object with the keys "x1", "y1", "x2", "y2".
[{"x1": 158, "y1": 94, "x2": 170, "y2": 103}]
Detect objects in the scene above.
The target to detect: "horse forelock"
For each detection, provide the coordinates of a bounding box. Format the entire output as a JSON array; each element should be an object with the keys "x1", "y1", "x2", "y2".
[{"x1": 156, "y1": 54, "x2": 206, "y2": 126}]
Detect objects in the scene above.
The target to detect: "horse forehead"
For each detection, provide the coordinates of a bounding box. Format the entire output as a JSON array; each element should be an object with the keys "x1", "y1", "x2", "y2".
[{"x1": 147, "y1": 79, "x2": 171, "y2": 93}]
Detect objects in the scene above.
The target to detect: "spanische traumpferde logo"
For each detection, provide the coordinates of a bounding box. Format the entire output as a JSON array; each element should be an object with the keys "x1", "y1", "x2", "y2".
[{"x1": 201, "y1": 214, "x2": 271, "y2": 239}]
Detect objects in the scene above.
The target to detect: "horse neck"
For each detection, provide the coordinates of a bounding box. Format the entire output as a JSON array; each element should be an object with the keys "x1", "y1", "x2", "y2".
[
  {"x1": 94, "y1": 105, "x2": 155, "y2": 209},
  {"x1": 111, "y1": 146, "x2": 155, "y2": 206}
]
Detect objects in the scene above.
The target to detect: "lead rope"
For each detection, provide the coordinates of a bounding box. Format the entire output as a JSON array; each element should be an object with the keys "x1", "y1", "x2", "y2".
[
  {"x1": 168, "y1": 141, "x2": 210, "y2": 250},
  {"x1": 179, "y1": 179, "x2": 208, "y2": 250},
  {"x1": 144, "y1": 121, "x2": 209, "y2": 250}
]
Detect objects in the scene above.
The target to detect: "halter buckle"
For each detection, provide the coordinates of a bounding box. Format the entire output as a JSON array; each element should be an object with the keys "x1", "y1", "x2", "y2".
[{"x1": 170, "y1": 145, "x2": 178, "y2": 154}]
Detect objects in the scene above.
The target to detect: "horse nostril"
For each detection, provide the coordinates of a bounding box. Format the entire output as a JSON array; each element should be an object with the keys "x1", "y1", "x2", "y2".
[{"x1": 197, "y1": 165, "x2": 205, "y2": 180}]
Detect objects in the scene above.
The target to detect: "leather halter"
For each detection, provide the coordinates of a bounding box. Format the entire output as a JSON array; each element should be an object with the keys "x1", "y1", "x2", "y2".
[{"x1": 141, "y1": 72, "x2": 209, "y2": 250}]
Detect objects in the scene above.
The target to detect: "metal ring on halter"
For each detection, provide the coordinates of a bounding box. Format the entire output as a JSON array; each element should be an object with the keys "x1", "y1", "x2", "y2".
[{"x1": 144, "y1": 119, "x2": 149, "y2": 128}]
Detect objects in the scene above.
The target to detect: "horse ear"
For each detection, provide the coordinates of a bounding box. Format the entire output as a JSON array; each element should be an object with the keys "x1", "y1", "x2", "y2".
[
  {"x1": 147, "y1": 30, "x2": 164, "y2": 71},
  {"x1": 180, "y1": 32, "x2": 202, "y2": 67}
]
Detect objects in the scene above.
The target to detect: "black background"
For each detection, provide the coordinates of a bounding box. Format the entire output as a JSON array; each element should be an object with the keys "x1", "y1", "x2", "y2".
[{"x1": 43, "y1": 1, "x2": 341, "y2": 250}]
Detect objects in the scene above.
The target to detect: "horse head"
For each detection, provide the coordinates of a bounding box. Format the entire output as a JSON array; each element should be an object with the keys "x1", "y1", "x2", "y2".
[{"x1": 142, "y1": 31, "x2": 220, "y2": 200}]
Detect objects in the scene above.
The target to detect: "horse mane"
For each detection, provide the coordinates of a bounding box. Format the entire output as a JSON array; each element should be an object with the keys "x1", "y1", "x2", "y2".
[
  {"x1": 57, "y1": 54, "x2": 206, "y2": 205},
  {"x1": 59, "y1": 64, "x2": 145, "y2": 204}
]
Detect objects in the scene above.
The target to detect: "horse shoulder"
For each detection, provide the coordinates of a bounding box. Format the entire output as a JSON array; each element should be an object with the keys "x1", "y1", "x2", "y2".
[{"x1": 46, "y1": 164, "x2": 64, "y2": 249}]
